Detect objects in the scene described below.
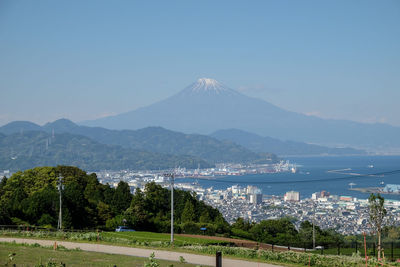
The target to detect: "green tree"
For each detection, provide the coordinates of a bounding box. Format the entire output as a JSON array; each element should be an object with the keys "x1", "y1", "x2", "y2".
[
  {"x1": 199, "y1": 210, "x2": 211, "y2": 223},
  {"x1": 112, "y1": 181, "x2": 132, "y2": 214},
  {"x1": 181, "y1": 200, "x2": 195, "y2": 223},
  {"x1": 232, "y1": 217, "x2": 253, "y2": 231},
  {"x1": 369, "y1": 193, "x2": 387, "y2": 260},
  {"x1": 0, "y1": 176, "x2": 7, "y2": 196},
  {"x1": 125, "y1": 188, "x2": 149, "y2": 230},
  {"x1": 97, "y1": 201, "x2": 113, "y2": 225},
  {"x1": 63, "y1": 181, "x2": 91, "y2": 228},
  {"x1": 250, "y1": 218, "x2": 298, "y2": 245},
  {"x1": 22, "y1": 185, "x2": 58, "y2": 226}
]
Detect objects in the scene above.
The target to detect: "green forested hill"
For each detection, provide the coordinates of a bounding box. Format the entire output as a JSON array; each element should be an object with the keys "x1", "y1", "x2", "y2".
[
  {"x1": 41, "y1": 119, "x2": 275, "y2": 163},
  {"x1": 0, "y1": 166, "x2": 228, "y2": 233},
  {"x1": 0, "y1": 119, "x2": 277, "y2": 164},
  {"x1": 0, "y1": 131, "x2": 211, "y2": 171}
]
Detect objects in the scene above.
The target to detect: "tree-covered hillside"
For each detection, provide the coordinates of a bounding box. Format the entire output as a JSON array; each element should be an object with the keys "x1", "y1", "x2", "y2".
[
  {"x1": 0, "y1": 131, "x2": 211, "y2": 171},
  {"x1": 0, "y1": 166, "x2": 345, "y2": 246},
  {"x1": 0, "y1": 166, "x2": 228, "y2": 232},
  {"x1": 0, "y1": 119, "x2": 278, "y2": 164}
]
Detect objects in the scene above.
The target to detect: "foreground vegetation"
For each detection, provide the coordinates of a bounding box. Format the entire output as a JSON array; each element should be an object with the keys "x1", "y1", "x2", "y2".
[
  {"x1": 0, "y1": 242, "x2": 196, "y2": 267},
  {"x1": 0, "y1": 166, "x2": 227, "y2": 233},
  {"x1": 0, "y1": 230, "x2": 231, "y2": 247},
  {"x1": 184, "y1": 245, "x2": 400, "y2": 267},
  {"x1": 0, "y1": 166, "x2": 343, "y2": 248},
  {"x1": 2, "y1": 237, "x2": 399, "y2": 267},
  {"x1": 2, "y1": 165, "x2": 399, "y2": 266}
]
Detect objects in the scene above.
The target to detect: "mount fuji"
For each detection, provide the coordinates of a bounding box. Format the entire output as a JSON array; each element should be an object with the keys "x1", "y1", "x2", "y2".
[{"x1": 83, "y1": 78, "x2": 400, "y2": 150}]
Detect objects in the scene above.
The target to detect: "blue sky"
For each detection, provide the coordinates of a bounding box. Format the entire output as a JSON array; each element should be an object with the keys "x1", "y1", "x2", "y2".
[{"x1": 0, "y1": 0, "x2": 399, "y2": 126}]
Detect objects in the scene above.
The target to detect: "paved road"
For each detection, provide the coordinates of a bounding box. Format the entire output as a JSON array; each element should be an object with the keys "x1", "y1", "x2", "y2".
[{"x1": 0, "y1": 237, "x2": 283, "y2": 267}]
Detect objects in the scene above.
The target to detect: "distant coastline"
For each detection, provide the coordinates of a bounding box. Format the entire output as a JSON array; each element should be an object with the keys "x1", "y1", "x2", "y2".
[{"x1": 350, "y1": 187, "x2": 400, "y2": 195}]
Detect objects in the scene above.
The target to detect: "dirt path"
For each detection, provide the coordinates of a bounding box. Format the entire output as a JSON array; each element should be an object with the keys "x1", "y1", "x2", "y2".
[{"x1": 0, "y1": 237, "x2": 283, "y2": 267}]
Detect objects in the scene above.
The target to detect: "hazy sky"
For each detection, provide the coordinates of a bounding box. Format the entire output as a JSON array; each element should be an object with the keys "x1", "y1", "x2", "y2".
[{"x1": 1, "y1": 0, "x2": 399, "y2": 127}]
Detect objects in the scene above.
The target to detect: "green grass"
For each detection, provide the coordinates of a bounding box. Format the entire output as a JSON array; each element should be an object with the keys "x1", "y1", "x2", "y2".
[
  {"x1": 5, "y1": 230, "x2": 400, "y2": 267},
  {"x1": 0, "y1": 230, "x2": 231, "y2": 248},
  {"x1": 102, "y1": 231, "x2": 230, "y2": 246},
  {"x1": 0, "y1": 242, "x2": 198, "y2": 267}
]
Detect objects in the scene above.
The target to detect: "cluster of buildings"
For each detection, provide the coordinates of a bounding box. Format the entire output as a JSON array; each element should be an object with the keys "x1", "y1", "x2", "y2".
[
  {"x1": 383, "y1": 184, "x2": 400, "y2": 194},
  {"x1": 95, "y1": 161, "x2": 297, "y2": 184},
  {"x1": 95, "y1": 167, "x2": 400, "y2": 235},
  {"x1": 202, "y1": 187, "x2": 400, "y2": 235}
]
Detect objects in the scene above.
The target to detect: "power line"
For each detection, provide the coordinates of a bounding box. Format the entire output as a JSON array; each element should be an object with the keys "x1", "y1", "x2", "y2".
[{"x1": 196, "y1": 169, "x2": 400, "y2": 185}]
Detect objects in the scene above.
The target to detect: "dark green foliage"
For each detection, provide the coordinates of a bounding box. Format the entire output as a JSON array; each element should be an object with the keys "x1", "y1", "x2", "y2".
[
  {"x1": 231, "y1": 217, "x2": 344, "y2": 247},
  {"x1": 181, "y1": 200, "x2": 195, "y2": 223},
  {"x1": 125, "y1": 182, "x2": 227, "y2": 233},
  {"x1": 0, "y1": 176, "x2": 7, "y2": 195},
  {"x1": 0, "y1": 176, "x2": 10, "y2": 224},
  {"x1": 112, "y1": 181, "x2": 132, "y2": 214},
  {"x1": 0, "y1": 166, "x2": 227, "y2": 233},
  {"x1": 0, "y1": 131, "x2": 212, "y2": 171},
  {"x1": 232, "y1": 217, "x2": 254, "y2": 231},
  {"x1": 21, "y1": 185, "x2": 58, "y2": 224},
  {"x1": 0, "y1": 166, "x2": 121, "y2": 229}
]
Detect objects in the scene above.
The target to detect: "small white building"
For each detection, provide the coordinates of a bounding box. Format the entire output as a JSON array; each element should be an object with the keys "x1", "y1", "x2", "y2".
[{"x1": 284, "y1": 191, "x2": 300, "y2": 202}]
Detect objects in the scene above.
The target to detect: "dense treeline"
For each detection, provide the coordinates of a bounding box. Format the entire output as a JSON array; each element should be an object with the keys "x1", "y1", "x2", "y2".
[
  {"x1": 231, "y1": 217, "x2": 344, "y2": 248},
  {"x1": 0, "y1": 166, "x2": 227, "y2": 234}
]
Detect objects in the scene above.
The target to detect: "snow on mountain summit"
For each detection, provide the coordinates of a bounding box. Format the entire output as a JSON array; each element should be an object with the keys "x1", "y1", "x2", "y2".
[{"x1": 182, "y1": 78, "x2": 239, "y2": 96}]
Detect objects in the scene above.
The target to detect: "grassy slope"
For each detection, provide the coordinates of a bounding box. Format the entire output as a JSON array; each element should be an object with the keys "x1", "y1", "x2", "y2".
[
  {"x1": 0, "y1": 230, "x2": 231, "y2": 247},
  {"x1": 102, "y1": 232, "x2": 231, "y2": 246},
  {"x1": 0, "y1": 242, "x2": 197, "y2": 267},
  {"x1": 3, "y1": 231, "x2": 396, "y2": 267}
]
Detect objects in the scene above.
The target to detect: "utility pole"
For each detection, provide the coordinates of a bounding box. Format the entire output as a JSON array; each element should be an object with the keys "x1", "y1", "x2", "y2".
[
  {"x1": 313, "y1": 201, "x2": 316, "y2": 249},
  {"x1": 163, "y1": 172, "x2": 175, "y2": 244},
  {"x1": 57, "y1": 175, "x2": 64, "y2": 230}
]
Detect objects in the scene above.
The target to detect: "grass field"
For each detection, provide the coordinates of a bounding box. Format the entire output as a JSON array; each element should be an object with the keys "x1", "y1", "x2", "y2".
[
  {"x1": 0, "y1": 242, "x2": 197, "y2": 267},
  {"x1": 3, "y1": 230, "x2": 400, "y2": 267},
  {"x1": 0, "y1": 230, "x2": 231, "y2": 247},
  {"x1": 102, "y1": 231, "x2": 231, "y2": 246}
]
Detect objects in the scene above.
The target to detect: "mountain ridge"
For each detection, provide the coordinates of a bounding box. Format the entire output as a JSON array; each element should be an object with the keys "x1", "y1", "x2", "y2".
[
  {"x1": 211, "y1": 129, "x2": 366, "y2": 156},
  {"x1": 80, "y1": 78, "x2": 400, "y2": 150},
  {"x1": 0, "y1": 130, "x2": 212, "y2": 171},
  {"x1": 0, "y1": 119, "x2": 275, "y2": 164},
  {"x1": 1, "y1": 118, "x2": 367, "y2": 158}
]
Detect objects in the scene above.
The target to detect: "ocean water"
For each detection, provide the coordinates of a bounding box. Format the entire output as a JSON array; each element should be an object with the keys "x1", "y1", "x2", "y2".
[{"x1": 178, "y1": 155, "x2": 400, "y2": 200}]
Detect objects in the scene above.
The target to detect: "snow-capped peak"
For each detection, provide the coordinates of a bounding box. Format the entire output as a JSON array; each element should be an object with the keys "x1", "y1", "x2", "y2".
[
  {"x1": 176, "y1": 78, "x2": 241, "y2": 97},
  {"x1": 197, "y1": 78, "x2": 219, "y2": 87},
  {"x1": 189, "y1": 78, "x2": 229, "y2": 94}
]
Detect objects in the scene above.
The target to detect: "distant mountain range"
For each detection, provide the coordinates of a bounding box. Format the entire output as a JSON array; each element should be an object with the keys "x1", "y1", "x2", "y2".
[
  {"x1": 0, "y1": 131, "x2": 212, "y2": 171},
  {"x1": 82, "y1": 78, "x2": 400, "y2": 151},
  {"x1": 211, "y1": 129, "x2": 366, "y2": 156},
  {"x1": 0, "y1": 119, "x2": 278, "y2": 171},
  {"x1": 0, "y1": 117, "x2": 368, "y2": 173}
]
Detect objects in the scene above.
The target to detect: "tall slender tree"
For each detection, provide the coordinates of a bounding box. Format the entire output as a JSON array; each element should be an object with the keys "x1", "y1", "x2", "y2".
[{"x1": 368, "y1": 193, "x2": 387, "y2": 260}]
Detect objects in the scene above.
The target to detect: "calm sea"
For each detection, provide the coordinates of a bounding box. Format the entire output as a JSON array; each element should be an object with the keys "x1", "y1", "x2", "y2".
[{"x1": 178, "y1": 155, "x2": 400, "y2": 200}]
